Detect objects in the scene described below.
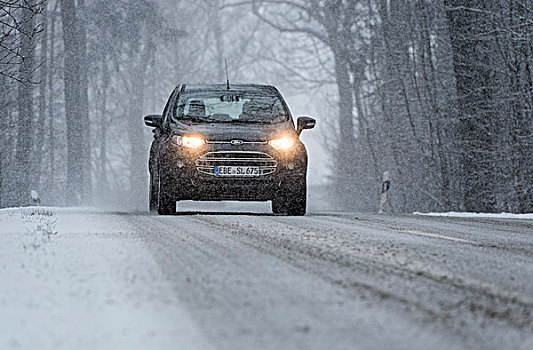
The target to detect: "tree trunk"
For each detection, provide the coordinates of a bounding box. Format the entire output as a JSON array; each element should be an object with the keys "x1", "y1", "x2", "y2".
[
  {"x1": 98, "y1": 56, "x2": 109, "y2": 200},
  {"x1": 31, "y1": 1, "x2": 48, "y2": 191},
  {"x1": 332, "y1": 49, "x2": 357, "y2": 207},
  {"x1": 210, "y1": 0, "x2": 225, "y2": 81},
  {"x1": 443, "y1": 0, "x2": 497, "y2": 212},
  {"x1": 419, "y1": 2, "x2": 452, "y2": 209},
  {"x1": 60, "y1": 0, "x2": 84, "y2": 205},
  {"x1": 14, "y1": 2, "x2": 35, "y2": 206},
  {"x1": 47, "y1": 6, "x2": 57, "y2": 202},
  {"x1": 78, "y1": 0, "x2": 91, "y2": 203},
  {"x1": 0, "y1": 75, "x2": 7, "y2": 207},
  {"x1": 128, "y1": 41, "x2": 153, "y2": 209}
]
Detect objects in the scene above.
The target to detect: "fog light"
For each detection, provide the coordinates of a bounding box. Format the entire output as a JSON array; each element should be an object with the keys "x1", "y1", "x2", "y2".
[
  {"x1": 287, "y1": 162, "x2": 295, "y2": 170},
  {"x1": 177, "y1": 160, "x2": 184, "y2": 168}
]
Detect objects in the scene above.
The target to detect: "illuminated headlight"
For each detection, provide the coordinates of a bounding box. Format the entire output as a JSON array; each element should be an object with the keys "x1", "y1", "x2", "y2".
[
  {"x1": 173, "y1": 135, "x2": 205, "y2": 149},
  {"x1": 268, "y1": 137, "x2": 295, "y2": 151}
]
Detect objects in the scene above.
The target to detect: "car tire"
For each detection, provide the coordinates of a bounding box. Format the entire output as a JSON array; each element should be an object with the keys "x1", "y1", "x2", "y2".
[
  {"x1": 271, "y1": 197, "x2": 286, "y2": 215},
  {"x1": 149, "y1": 174, "x2": 158, "y2": 212},
  {"x1": 287, "y1": 185, "x2": 306, "y2": 216},
  {"x1": 272, "y1": 179, "x2": 307, "y2": 216},
  {"x1": 157, "y1": 171, "x2": 176, "y2": 215}
]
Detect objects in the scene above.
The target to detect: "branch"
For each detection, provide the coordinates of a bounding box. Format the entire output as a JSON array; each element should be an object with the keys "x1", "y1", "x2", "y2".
[{"x1": 250, "y1": 0, "x2": 328, "y2": 44}]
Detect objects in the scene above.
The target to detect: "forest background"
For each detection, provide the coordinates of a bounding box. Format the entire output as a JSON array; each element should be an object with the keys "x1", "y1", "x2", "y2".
[{"x1": 1, "y1": 0, "x2": 532, "y2": 213}]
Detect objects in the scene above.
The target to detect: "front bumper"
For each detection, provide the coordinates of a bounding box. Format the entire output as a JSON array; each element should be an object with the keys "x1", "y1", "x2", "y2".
[{"x1": 159, "y1": 141, "x2": 307, "y2": 201}]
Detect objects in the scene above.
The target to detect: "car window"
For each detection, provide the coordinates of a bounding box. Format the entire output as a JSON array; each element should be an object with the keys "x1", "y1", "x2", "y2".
[{"x1": 173, "y1": 91, "x2": 289, "y2": 124}]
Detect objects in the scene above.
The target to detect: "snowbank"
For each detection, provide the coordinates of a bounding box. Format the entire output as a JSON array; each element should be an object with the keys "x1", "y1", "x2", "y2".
[{"x1": 414, "y1": 211, "x2": 533, "y2": 220}]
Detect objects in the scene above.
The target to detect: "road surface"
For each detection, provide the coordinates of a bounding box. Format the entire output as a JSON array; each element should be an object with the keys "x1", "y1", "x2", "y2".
[{"x1": 1, "y1": 206, "x2": 532, "y2": 349}]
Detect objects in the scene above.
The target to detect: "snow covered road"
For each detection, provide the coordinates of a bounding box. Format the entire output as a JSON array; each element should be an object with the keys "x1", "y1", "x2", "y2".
[{"x1": 1, "y1": 207, "x2": 532, "y2": 349}]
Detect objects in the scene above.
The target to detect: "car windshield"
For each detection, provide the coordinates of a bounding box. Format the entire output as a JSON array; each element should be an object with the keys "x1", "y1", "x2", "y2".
[{"x1": 173, "y1": 91, "x2": 289, "y2": 124}]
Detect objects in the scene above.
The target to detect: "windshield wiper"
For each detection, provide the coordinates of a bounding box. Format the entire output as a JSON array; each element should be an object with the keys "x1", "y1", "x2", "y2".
[
  {"x1": 173, "y1": 116, "x2": 215, "y2": 123},
  {"x1": 173, "y1": 116, "x2": 278, "y2": 124}
]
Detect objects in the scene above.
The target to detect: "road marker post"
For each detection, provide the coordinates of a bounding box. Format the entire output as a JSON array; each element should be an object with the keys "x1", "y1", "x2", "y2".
[{"x1": 379, "y1": 171, "x2": 390, "y2": 214}]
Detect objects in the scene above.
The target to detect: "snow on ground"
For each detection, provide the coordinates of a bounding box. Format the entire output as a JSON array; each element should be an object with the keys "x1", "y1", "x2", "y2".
[
  {"x1": 0, "y1": 207, "x2": 211, "y2": 350},
  {"x1": 414, "y1": 211, "x2": 533, "y2": 219},
  {"x1": 1, "y1": 206, "x2": 532, "y2": 349}
]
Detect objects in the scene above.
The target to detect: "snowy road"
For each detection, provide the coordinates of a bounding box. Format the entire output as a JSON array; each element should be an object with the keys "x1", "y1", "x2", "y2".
[{"x1": 1, "y1": 206, "x2": 532, "y2": 349}]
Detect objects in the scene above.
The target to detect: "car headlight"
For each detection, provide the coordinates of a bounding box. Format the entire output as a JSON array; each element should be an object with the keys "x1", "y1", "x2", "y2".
[
  {"x1": 268, "y1": 136, "x2": 295, "y2": 151},
  {"x1": 173, "y1": 135, "x2": 205, "y2": 149}
]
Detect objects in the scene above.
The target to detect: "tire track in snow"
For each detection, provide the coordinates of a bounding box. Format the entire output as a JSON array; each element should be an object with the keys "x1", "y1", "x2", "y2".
[
  {"x1": 191, "y1": 214, "x2": 533, "y2": 344},
  {"x1": 128, "y1": 214, "x2": 468, "y2": 350}
]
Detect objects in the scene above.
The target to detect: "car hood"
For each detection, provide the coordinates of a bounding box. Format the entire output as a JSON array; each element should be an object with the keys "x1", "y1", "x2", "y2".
[{"x1": 171, "y1": 121, "x2": 296, "y2": 142}]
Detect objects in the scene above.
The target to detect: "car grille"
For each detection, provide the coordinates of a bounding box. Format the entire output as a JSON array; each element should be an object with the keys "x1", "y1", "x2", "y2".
[{"x1": 196, "y1": 151, "x2": 277, "y2": 176}]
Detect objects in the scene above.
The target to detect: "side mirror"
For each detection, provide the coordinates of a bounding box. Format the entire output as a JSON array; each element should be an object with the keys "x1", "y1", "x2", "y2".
[
  {"x1": 296, "y1": 116, "x2": 316, "y2": 135},
  {"x1": 144, "y1": 114, "x2": 163, "y2": 128}
]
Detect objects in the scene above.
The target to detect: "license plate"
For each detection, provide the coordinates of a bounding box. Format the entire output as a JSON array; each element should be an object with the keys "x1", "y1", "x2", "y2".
[{"x1": 215, "y1": 166, "x2": 260, "y2": 176}]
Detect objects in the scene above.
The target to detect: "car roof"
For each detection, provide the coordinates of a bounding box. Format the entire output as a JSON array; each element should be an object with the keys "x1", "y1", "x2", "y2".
[{"x1": 181, "y1": 83, "x2": 279, "y2": 94}]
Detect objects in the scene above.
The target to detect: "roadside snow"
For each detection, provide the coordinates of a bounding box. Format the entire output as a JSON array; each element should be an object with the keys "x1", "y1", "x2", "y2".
[
  {"x1": 414, "y1": 211, "x2": 533, "y2": 219},
  {"x1": 0, "y1": 207, "x2": 211, "y2": 350}
]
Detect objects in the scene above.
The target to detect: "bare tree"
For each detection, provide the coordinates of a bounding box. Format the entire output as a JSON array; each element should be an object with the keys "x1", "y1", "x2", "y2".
[
  {"x1": 14, "y1": 0, "x2": 37, "y2": 205},
  {"x1": 30, "y1": 0, "x2": 48, "y2": 190},
  {"x1": 60, "y1": 0, "x2": 85, "y2": 205},
  {"x1": 250, "y1": 0, "x2": 360, "y2": 207},
  {"x1": 0, "y1": 0, "x2": 43, "y2": 81}
]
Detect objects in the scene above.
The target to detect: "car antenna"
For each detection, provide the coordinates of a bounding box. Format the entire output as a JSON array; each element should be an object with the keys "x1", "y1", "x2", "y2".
[{"x1": 225, "y1": 58, "x2": 230, "y2": 90}]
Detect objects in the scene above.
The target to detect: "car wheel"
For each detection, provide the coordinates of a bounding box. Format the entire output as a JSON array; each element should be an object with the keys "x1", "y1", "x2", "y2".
[
  {"x1": 157, "y1": 171, "x2": 176, "y2": 215},
  {"x1": 271, "y1": 196, "x2": 286, "y2": 214},
  {"x1": 272, "y1": 179, "x2": 307, "y2": 216},
  {"x1": 149, "y1": 173, "x2": 158, "y2": 212},
  {"x1": 287, "y1": 185, "x2": 306, "y2": 216}
]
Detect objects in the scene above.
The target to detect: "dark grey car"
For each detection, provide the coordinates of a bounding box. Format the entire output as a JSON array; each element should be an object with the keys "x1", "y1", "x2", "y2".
[{"x1": 144, "y1": 83, "x2": 315, "y2": 215}]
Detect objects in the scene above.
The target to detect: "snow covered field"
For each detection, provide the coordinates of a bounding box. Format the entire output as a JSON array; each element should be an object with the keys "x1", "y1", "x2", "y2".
[{"x1": 1, "y1": 207, "x2": 532, "y2": 349}]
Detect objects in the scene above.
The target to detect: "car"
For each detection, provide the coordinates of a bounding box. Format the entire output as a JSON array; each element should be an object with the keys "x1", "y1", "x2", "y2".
[{"x1": 144, "y1": 83, "x2": 316, "y2": 215}]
